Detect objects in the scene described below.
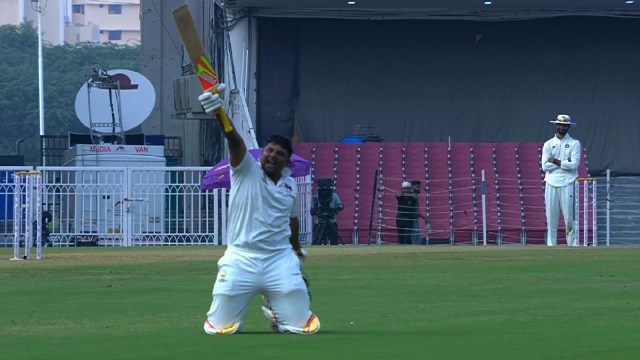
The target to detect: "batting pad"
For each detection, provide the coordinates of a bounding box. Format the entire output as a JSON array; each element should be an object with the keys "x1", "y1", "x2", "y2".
[{"x1": 261, "y1": 306, "x2": 320, "y2": 334}]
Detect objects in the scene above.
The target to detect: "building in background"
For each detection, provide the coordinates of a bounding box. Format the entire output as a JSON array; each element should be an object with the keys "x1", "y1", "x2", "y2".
[
  {"x1": 0, "y1": 0, "x2": 140, "y2": 45},
  {"x1": 69, "y1": 0, "x2": 140, "y2": 45}
]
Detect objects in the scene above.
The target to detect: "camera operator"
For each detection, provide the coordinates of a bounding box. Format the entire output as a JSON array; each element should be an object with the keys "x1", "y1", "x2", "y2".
[
  {"x1": 310, "y1": 179, "x2": 344, "y2": 245},
  {"x1": 396, "y1": 181, "x2": 419, "y2": 245}
]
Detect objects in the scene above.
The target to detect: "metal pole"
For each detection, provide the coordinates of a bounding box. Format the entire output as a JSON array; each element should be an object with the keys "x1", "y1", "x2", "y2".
[
  {"x1": 592, "y1": 178, "x2": 597, "y2": 247},
  {"x1": 482, "y1": 170, "x2": 487, "y2": 246},
  {"x1": 606, "y1": 169, "x2": 610, "y2": 246},
  {"x1": 367, "y1": 169, "x2": 379, "y2": 245},
  {"x1": 11, "y1": 172, "x2": 23, "y2": 260},
  {"x1": 574, "y1": 180, "x2": 580, "y2": 247},
  {"x1": 36, "y1": 1, "x2": 46, "y2": 165},
  {"x1": 583, "y1": 179, "x2": 588, "y2": 246},
  {"x1": 24, "y1": 173, "x2": 33, "y2": 259},
  {"x1": 35, "y1": 172, "x2": 43, "y2": 259}
]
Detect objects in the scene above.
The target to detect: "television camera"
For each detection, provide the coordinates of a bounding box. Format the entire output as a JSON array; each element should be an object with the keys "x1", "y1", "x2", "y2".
[{"x1": 311, "y1": 178, "x2": 343, "y2": 245}]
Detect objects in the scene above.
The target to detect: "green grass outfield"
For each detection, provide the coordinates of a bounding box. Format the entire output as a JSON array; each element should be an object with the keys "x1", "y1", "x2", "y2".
[{"x1": 1, "y1": 246, "x2": 639, "y2": 360}]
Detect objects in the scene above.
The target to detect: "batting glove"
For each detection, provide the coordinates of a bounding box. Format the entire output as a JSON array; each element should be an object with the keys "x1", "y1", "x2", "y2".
[
  {"x1": 198, "y1": 91, "x2": 223, "y2": 114},
  {"x1": 294, "y1": 248, "x2": 308, "y2": 262},
  {"x1": 213, "y1": 83, "x2": 226, "y2": 98},
  {"x1": 301, "y1": 270, "x2": 312, "y2": 301},
  {"x1": 203, "y1": 83, "x2": 226, "y2": 99}
]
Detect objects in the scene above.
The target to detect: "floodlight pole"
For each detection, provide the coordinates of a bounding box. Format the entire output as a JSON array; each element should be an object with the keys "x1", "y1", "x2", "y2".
[{"x1": 33, "y1": 0, "x2": 46, "y2": 165}]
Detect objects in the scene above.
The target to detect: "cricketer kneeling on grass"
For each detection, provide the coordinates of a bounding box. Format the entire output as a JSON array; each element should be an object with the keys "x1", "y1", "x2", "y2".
[{"x1": 199, "y1": 88, "x2": 320, "y2": 335}]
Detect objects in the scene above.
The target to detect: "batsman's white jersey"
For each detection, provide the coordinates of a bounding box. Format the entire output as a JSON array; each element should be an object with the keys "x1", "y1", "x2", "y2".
[{"x1": 226, "y1": 153, "x2": 298, "y2": 251}]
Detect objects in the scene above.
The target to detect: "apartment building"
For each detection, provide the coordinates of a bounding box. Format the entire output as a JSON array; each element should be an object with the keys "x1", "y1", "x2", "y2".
[
  {"x1": 0, "y1": 0, "x2": 140, "y2": 45},
  {"x1": 70, "y1": 0, "x2": 140, "y2": 45}
]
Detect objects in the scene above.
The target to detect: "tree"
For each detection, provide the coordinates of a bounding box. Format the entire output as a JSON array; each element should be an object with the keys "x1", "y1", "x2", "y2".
[
  {"x1": 0, "y1": 23, "x2": 39, "y2": 159},
  {"x1": 0, "y1": 23, "x2": 141, "y2": 165}
]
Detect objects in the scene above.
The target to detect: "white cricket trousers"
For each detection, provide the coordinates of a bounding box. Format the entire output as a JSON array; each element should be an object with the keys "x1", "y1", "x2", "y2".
[
  {"x1": 206, "y1": 246, "x2": 312, "y2": 332},
  {"x1": 545, "y1": 182, "x2": 576, "y2": 246}
]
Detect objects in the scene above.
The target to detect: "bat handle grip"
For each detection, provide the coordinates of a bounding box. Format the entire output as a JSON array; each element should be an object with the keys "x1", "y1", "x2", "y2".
[{"x1": 216, "y1": 108, "x2": 233, "y2": 133}]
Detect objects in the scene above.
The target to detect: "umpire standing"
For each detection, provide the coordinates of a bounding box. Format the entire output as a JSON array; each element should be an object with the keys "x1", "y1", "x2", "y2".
[{"x1": 541, "y1": 114, "x2": 581, "y2": 247}]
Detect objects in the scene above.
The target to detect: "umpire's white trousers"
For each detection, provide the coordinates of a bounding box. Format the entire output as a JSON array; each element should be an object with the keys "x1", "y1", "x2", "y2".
[{"x1": 545, "y1": 182, "x2": 576, "y2": 246}]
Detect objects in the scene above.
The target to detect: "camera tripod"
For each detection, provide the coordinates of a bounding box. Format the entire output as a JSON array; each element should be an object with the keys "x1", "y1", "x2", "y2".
[{"x1": 311, "y1": 219, "x2": 344, "y2": 245}]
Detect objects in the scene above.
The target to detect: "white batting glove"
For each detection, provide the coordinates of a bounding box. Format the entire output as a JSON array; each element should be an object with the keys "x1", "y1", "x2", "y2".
[
  {"x1": 294, "y1": 248, "x2": 308, "y2": 262},
  {"x1": 198, "y1": 91, "x2": 223, "y2": 114},
  {"x1": 204, "y1": 83, "x2": 226, "y2": 98},
  {"x1": 213, "y1": 83, "x2": 226, "y2": 98}
]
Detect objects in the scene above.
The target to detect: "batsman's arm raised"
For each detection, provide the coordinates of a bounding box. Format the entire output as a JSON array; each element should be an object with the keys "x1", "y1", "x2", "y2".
[{"x1": 199, "y1": 90, "x2": 247, "y2": 167}]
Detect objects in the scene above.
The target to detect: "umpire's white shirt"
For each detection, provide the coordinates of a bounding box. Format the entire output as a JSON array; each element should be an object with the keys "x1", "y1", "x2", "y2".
[
  {"x1": 226, "y1": 151, "x2": 298, "y2": 251},
  {"x1": 541, "y1": 134, "x2": 581, "y2": 187}
]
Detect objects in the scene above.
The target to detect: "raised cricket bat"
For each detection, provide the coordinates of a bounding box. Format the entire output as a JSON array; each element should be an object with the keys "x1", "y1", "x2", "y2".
[{"x1": 172, "y1": 4, "x2": 233, "y2": 132}]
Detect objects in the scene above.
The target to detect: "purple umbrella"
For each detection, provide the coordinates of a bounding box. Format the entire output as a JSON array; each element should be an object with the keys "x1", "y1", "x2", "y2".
[{"x1": 201, "y1": 148, "x2": 311, "y2": 190}]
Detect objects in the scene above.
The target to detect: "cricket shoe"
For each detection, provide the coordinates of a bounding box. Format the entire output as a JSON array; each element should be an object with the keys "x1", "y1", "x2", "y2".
[
  {"x1": 301, "y1": 314, "x2": 320, "y2": 334},
  {"x1": 203, "y1": 319, "x2": 240, "y2": 335}
]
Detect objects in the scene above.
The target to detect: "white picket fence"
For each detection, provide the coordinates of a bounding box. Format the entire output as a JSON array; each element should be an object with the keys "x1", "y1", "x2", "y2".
[{"x1": 0, "y1": 167, "x2": 313, "y2": 247}]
